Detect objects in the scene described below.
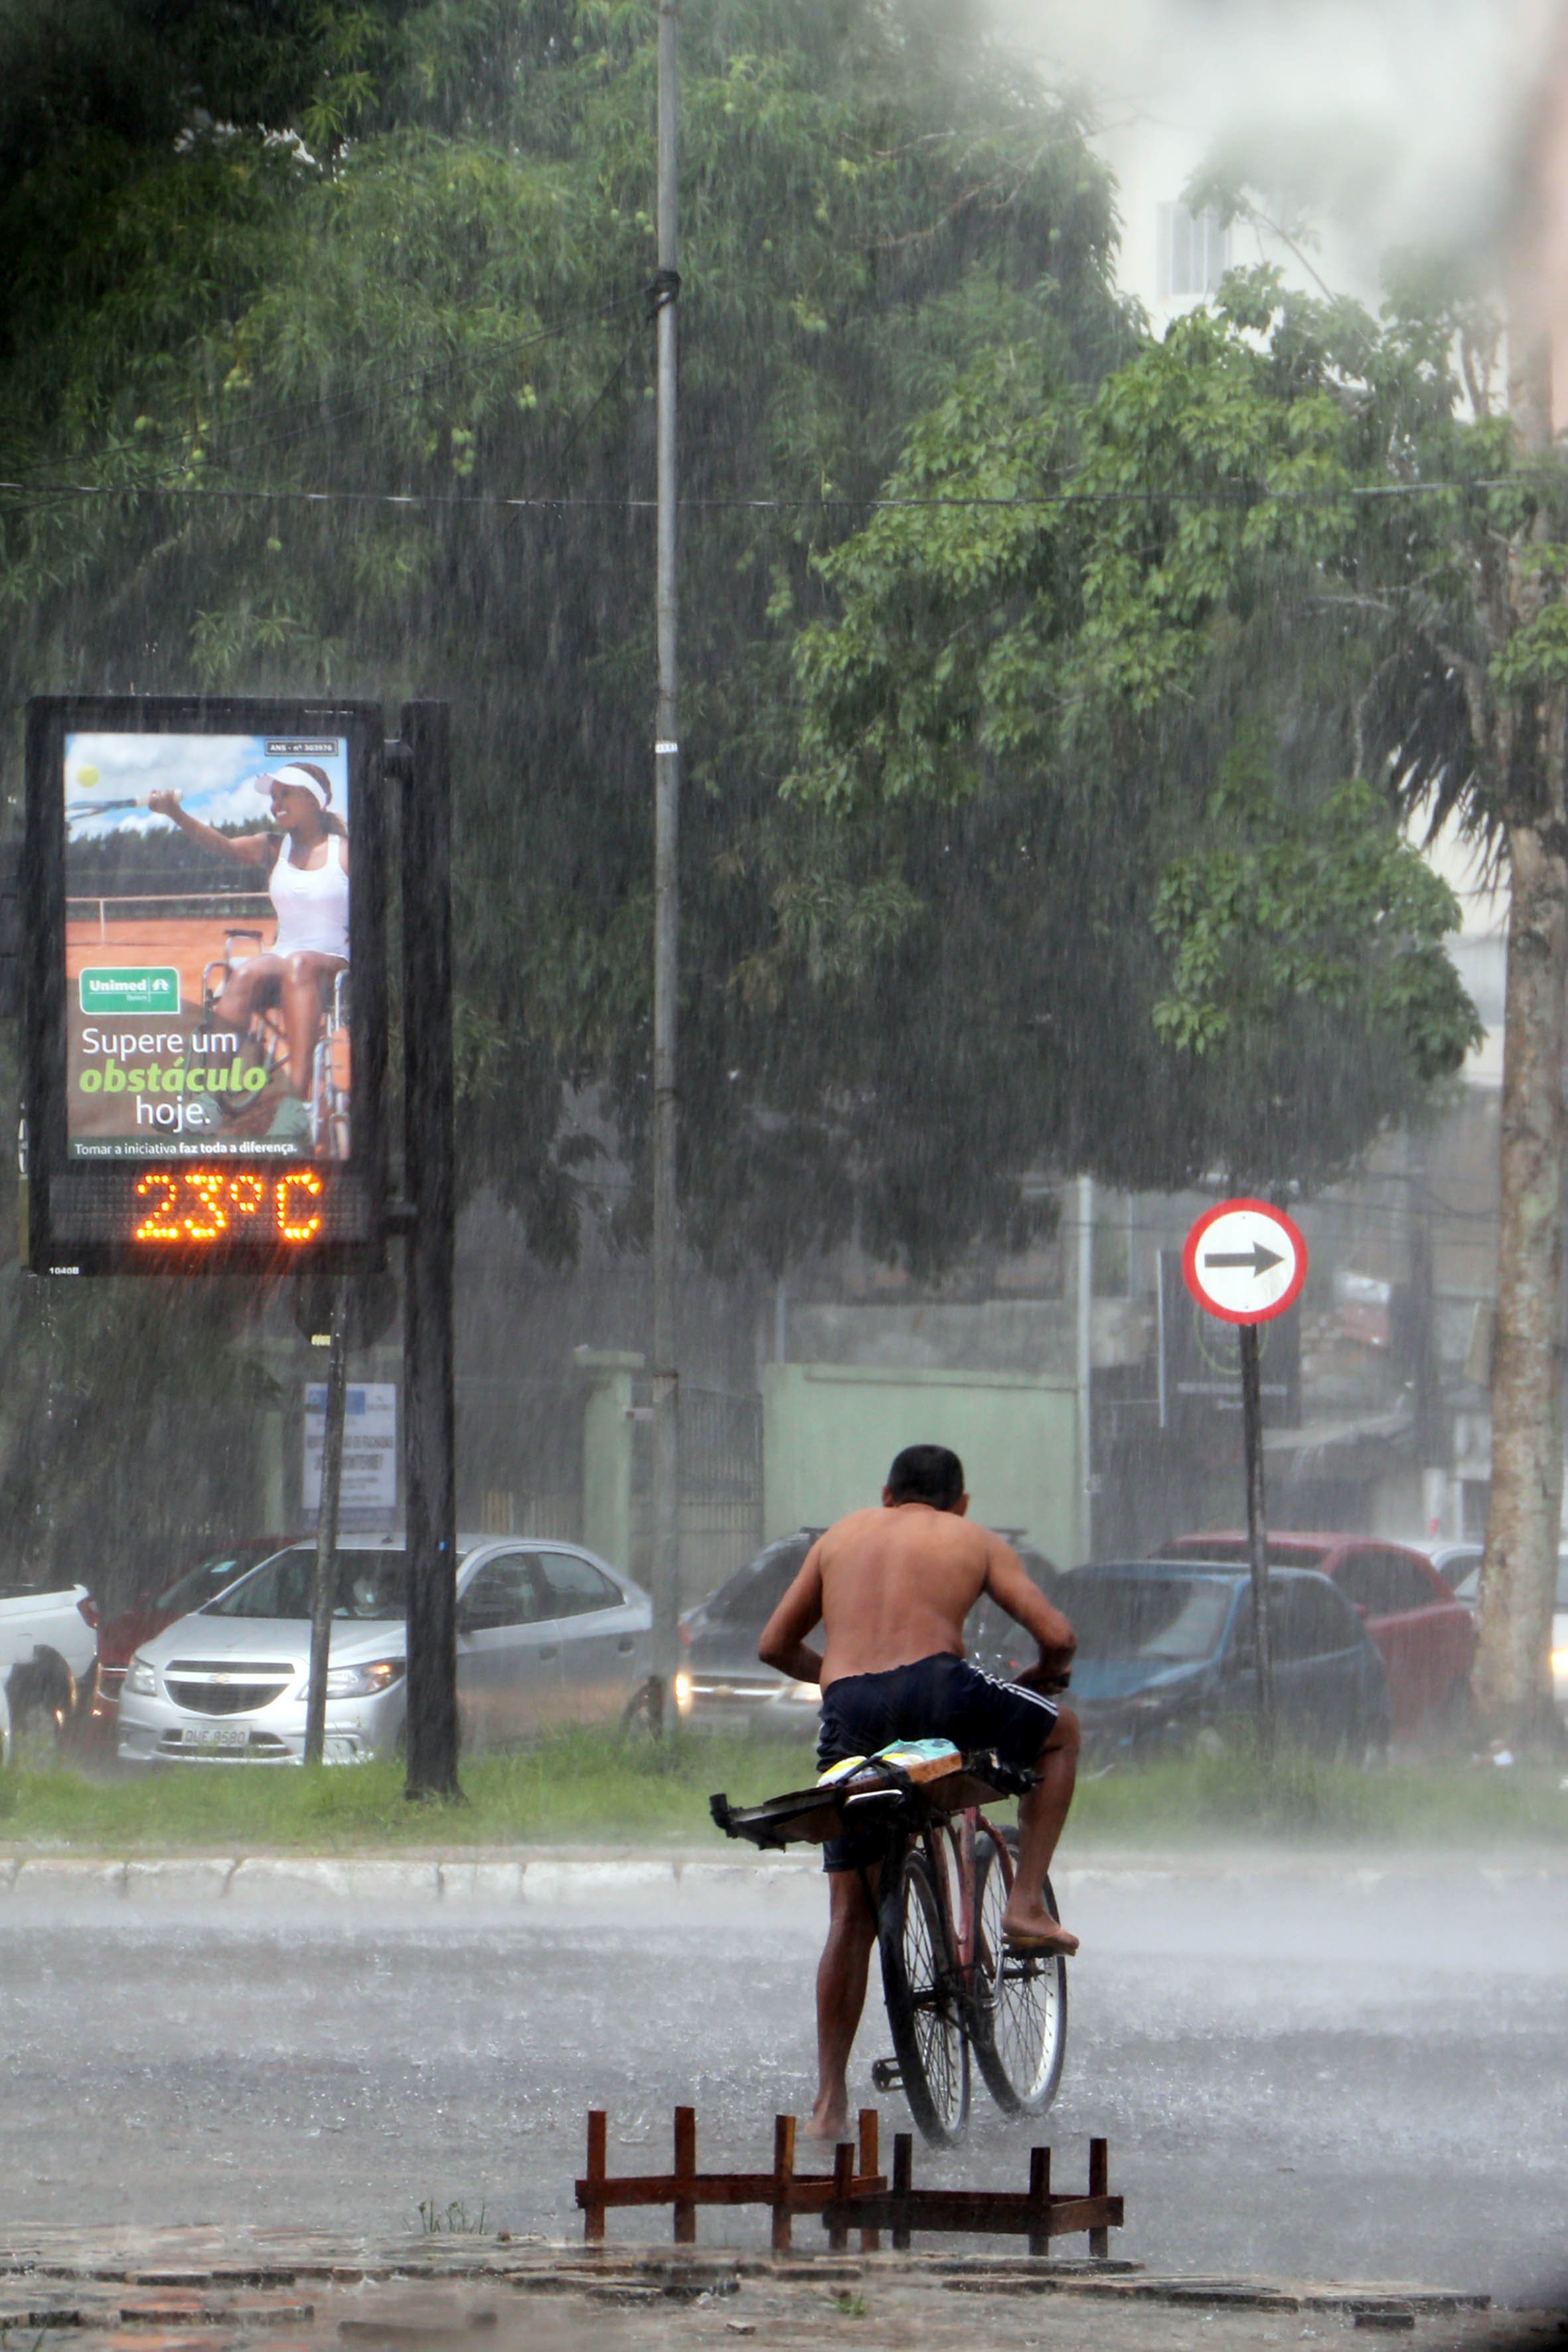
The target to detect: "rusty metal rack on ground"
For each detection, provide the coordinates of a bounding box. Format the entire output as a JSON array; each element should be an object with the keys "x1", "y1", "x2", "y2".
[{"x1": 576, "y1": 2106, "x2": 1122, "y2": 2256}]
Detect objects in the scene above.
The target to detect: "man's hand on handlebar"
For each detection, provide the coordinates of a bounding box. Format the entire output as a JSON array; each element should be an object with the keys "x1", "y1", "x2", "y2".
[{"x1": 1014, "y1": 1643, "x2": 1075, "y2": 1696}]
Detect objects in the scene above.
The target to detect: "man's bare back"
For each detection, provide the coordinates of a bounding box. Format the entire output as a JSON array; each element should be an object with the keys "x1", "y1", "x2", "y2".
[{"x1": 757, "y1": 1500, "x2": 1074, "y2": 1693}]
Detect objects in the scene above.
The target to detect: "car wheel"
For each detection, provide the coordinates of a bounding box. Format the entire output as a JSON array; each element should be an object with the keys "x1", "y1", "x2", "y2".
[
  {"x1": 1356, "y1": 1718, "x2": 1390, "y2": 1770},
  {"x1": 5, "y1": 1653, "x2": 74, "y2": 1767},
  {"x1": 619, "y1": 1676, "x2": 663, "y2": 1738},
  {"x1": 1435, "y1": 1677, "x2": 1475, "y2": 1748}
]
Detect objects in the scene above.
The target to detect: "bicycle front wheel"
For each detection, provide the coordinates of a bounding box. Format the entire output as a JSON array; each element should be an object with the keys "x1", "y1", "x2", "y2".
[
  {"x1": 972, "y1": 1833, "x2": 1068, "y2": 2116},
  {"x1": 878, "y1": 1843, "x2": 970, "y2": 2146}
]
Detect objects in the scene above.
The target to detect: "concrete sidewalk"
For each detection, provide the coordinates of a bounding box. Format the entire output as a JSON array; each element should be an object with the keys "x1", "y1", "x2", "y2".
[{"x1": 0, "y1": 2224, "x2": 1527, "y2": 2352}]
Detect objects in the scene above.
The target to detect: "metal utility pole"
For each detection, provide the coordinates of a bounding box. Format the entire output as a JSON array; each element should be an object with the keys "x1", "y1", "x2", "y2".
[
  {"x1": 1075, "y1": 1175, "x2": 1093, "y2": 1561},
  {"x1": 303, "y1": 1279, "x2": 351, "y2": 1767},
  {"x1": 650, "y1": 0, "x2": 682, "y2": 1722},
  {"x1": 400, "y1": 700, "x2": 461, "y2": 1800}
]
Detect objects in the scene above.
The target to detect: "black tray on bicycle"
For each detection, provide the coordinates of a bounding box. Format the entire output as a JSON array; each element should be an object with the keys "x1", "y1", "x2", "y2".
[{"x1": 710, "y1": 1747, "x2": 1035, "y2": 1852}]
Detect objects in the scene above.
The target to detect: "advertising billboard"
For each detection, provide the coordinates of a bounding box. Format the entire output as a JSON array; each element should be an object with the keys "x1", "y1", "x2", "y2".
[{"x1": 25, "y1": 697, "x2": 386, "y2": 1272}]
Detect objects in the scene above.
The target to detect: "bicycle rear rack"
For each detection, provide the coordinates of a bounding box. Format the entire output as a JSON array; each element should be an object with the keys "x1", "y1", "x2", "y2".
[{"x1": 574, "y1": 2105, "x2": 1122, "y2": 2258}]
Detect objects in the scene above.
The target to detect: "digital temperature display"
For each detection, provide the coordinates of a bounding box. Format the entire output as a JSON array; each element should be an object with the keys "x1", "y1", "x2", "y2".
[
  {"x1": 28, "y1": 1158, "x2": 377, "y2": 1273},
  {"x1": 133, "y1": 1166, "x2": 326, "y2": 1247}
]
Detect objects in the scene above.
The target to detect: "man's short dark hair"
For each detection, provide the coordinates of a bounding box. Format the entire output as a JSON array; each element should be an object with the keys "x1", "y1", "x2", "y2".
[{"x1": 886, "y1": 1444, "x2": 965, "y2": 1510}]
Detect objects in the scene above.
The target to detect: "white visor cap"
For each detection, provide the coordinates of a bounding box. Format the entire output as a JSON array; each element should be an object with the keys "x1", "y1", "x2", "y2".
[{"x1": 259, "y1": 763, "x2": 331, "y2": 809}]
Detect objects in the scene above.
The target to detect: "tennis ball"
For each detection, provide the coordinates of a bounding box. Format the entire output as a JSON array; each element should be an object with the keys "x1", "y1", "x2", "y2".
[{"x1": 76, "y1": 764, "x2": 100, "y2": 788}]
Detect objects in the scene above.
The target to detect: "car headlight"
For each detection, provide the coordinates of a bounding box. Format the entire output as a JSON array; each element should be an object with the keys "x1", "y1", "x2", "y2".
[
  {"x1": 324, "y1": 1659, "x2": 405, "y2": 1699},
  {"x1": 125, "y1": 1657, "x2": 158, "y2": 1697},
  {"x1": 673, "y1": 1670, "x2": 693, "y2": 1712}
]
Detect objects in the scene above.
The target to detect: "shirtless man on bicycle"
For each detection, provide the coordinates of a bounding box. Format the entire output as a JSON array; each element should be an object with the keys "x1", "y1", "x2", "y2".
[{"x1": 757, "y1": 1442, "x2": 1080, "y2": 2142}]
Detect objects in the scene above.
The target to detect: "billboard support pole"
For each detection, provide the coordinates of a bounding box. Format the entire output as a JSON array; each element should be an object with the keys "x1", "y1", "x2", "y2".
[
  {"x1": 303, "y1": 1278, "x2": 351, "y2": 1766},
  {"x1": 398, "y1": 701, "x2": 461, "y2": 1802}
]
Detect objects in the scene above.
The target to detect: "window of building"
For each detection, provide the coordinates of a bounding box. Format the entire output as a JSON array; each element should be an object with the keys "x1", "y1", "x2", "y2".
[{"x1": 1156, "y1": 203, "x2": 1231, "y2": 299}]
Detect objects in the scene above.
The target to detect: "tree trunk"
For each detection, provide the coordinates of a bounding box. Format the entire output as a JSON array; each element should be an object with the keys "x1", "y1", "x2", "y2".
[{"x1": 1473, "y1": 817, "x2": 1568, "y2": 1748}]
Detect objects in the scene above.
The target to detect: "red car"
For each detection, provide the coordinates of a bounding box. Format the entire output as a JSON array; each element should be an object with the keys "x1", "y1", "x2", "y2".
[
  {"x1": 1154, "y1": 1533, "x2": 1476, "y2": 1736},
  {"x1": 84, "y1": 1539, "x2": 295, "y2": 1753}
]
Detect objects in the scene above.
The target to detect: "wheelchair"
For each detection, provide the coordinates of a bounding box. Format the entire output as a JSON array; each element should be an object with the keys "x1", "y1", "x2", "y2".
[
  {"x1": 202, "y1": 929, "x2": 291, "y2": 1093},
  {"x1": 200, "y1": 934, "x2": 350, "y2": 1157},
  {"x1": 310, "y1": 967, "x2": 351, "y2": 1161}
]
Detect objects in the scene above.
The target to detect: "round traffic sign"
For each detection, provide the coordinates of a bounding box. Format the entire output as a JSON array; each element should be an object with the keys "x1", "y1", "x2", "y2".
[{"x1": 1182, "y1": 1197, "x2": 1307, "y2": 1325}]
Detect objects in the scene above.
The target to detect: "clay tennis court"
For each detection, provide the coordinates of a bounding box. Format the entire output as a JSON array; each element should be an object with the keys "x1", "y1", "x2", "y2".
[{"x1": 66, "y1": 903, "x2": 276, "y2": 1001}]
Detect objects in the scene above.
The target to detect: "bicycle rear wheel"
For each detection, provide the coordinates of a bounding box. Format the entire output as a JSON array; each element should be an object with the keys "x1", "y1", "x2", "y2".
[
  {"x1": 972, "y1": 1832, "x2": 1068, "y2": 2116},
  {"x1": 878, "y1": 1842, "x2": 970, "y2": 2146}
]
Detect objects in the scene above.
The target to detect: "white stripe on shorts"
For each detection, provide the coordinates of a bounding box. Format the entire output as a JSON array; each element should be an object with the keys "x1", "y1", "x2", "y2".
[{"x1": 971, "y1": 1663, "x2": 1059, "y2": 1713}]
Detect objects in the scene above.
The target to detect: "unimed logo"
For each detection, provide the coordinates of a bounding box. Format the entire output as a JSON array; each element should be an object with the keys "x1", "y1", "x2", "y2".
[{"x1": 78, "y1": 967, "x2": 180, "y2": 1014}]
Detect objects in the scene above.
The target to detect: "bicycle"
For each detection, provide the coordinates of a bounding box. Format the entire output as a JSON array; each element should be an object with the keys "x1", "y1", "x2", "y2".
[{"x1": 712, "y1": 1744, "x2": 1068, "y2": 2149}]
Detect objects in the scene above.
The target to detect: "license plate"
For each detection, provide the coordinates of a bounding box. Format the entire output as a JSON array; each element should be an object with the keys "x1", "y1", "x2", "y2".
[{"x1": 185, "y1": 1724, "x2": 250, "y2": 1750}]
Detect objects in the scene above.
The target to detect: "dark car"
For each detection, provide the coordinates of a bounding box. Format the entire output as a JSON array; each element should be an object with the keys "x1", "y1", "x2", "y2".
[
  {"x1": 82, "y1": 1539, "x2": 293, "y2": 1752},
  {"x1": 1061, "y1": 1561, "x2": 1390, "y2": 1764},
  {"x1": 674, "y1": 1528, "x2": 1062, "y2": 1734},
  {"x1": 1154, "y1": 1533, "x2": 1476, "y2": 1736}
]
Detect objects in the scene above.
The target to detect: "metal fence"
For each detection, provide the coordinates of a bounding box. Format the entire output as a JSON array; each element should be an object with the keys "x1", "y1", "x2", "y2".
[
  {"x1": 459, "y1": 1375, "x2": 584, "y2": 1545},
  {"x1": 631, "y1": 1381, "x2": 763, "y2": 1604},
  {"x1": 459, "y1": 1373, "x2": 762, "y2": 1601}
]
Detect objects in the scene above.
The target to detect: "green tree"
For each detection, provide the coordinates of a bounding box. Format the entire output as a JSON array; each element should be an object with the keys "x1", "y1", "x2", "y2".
[
  {"x1": 0, "y1": 0, "x2": 1131, "y2": 1574},
  {"x1": 791, "y1": 260, "x2": 1568, "y2": 1744},
  {"x1": 1, "y1": 0, "x2": 1130, "y2": 1264}
]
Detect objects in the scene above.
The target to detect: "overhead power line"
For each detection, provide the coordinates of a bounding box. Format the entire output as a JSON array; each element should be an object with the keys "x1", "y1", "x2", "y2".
[{"x1": 0, "y1": 473, "x2": 1554, "y2": 516}]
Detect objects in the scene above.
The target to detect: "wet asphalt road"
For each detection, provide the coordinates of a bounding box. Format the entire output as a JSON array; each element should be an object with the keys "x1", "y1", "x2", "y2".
[{"x1": 2, "y1": 1853, "x2": 1565, "y2": 2306}]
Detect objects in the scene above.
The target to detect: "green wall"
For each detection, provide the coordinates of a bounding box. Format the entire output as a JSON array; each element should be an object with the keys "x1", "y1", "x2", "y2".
[{"x1": 761, "y1": 1363, "x2": 1082, "y2": 1565}]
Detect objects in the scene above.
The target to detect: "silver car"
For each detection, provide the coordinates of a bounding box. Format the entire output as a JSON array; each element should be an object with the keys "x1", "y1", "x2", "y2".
[
  {"x1": 1450, "y1": 1552, "x2": 1568, "y2": 1725},
  {"x1": 116, "y1": 1534, "x2": 652, "y2": 1765}
]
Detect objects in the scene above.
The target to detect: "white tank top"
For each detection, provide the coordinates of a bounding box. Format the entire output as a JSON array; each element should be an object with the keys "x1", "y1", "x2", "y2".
[{"x1": 270, "y1": 832, "x2": 350, "y2": 961}]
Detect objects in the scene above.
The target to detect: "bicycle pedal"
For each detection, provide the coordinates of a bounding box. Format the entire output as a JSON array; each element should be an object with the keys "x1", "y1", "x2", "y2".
[{"x1": 870, "y1": 2057, "x2": 903, "y2": 2092}]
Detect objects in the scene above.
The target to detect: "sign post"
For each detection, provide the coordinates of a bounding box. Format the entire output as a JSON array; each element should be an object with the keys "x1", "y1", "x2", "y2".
[
  {"x1": 303, "y1": 1278, "x2": 351, "y2": 1768},
  {"x1": 1181, "y1": 1198, "x2": 1308, "y2": 1761}
]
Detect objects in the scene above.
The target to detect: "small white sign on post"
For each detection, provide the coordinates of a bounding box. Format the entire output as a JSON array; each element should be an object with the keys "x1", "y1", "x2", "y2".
[{"x1": 304, "y1": 1382, "x2": 398, "y2": 1528}]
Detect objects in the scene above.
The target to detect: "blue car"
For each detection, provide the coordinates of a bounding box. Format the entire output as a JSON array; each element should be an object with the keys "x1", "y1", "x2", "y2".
[{"x1": 1059, "y1": 1561, "x2": 1390, "y2": 1763}]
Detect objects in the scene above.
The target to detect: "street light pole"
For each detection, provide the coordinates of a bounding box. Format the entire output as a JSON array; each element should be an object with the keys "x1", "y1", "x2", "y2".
[{"x1": 651, "y1": 0, "x2": 682, "y2": 1721}]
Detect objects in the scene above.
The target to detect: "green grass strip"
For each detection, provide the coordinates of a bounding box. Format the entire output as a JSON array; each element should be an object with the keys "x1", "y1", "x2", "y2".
[{"x1": 1, "y1": 1728, "x2": 1566, "y2": 1855}]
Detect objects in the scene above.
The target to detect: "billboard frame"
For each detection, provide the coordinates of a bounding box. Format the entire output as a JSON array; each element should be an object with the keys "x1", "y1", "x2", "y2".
[{"x1": 23, "y1": 693, "x2": 388, "y2": 1274}]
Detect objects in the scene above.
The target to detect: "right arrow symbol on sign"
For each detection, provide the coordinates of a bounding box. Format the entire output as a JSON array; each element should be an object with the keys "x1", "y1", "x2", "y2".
[{"x1": 1202, "y1": 1243, "x2": 1285, "y2": 1278}]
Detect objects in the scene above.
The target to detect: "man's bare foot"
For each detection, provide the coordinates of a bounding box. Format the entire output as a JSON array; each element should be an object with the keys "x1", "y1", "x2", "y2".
[
  {"x1": 805, "y1": 2098, "x2": 850, "y2": 2142},
  {"x1": 1000, "y1": 1898, "x2": 1079, "y2": 1956}
]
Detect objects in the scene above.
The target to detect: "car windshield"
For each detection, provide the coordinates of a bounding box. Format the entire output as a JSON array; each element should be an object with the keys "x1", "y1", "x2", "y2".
[
  {"x1": 706, "y1": 1548, "x2": 808, "y2": 1627},
  {"x1": 155, "y1": 1554, "x2": 258, "y2": 1614},
  {"x1": 204, "y1": 1548, "x2": 408, "y2": 1622},
  {"x1": 1062, "y1": 1574, "x2": 1233, "y2": 1663},
  {"x1": 1455, "y1": 1562, "x2": 1568, "y2": 1608}
]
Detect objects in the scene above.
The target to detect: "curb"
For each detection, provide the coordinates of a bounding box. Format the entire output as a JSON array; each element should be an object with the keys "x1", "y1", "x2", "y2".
[
  {"x1": 0, "y1": 1853, "x2": 820, "y2": 1905},
  {"x1": 2, "y1": 1847, "x2": 1567, "y2": 1904}
]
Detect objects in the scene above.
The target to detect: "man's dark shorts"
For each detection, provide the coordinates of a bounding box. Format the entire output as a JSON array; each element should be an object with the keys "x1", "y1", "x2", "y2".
[{"x1": 816, "y1": 1651, "x2": 1059, "y2": 1873}]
